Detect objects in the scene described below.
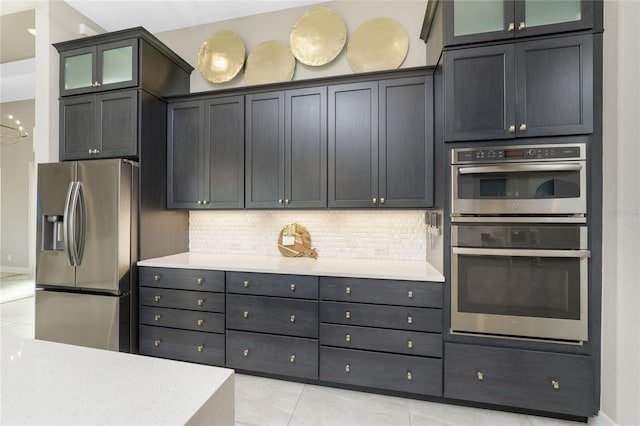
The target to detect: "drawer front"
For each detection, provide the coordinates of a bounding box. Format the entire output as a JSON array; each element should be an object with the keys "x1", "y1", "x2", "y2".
[
  {"x1": 444, "y1": 343, "x2": 596, "y2": 416},
  {"x1": 140, "y1": 306, "x2": 225, "y2": 333},
  {"x1": 227, "y1": 272, "x2": 318, "y2": 299},
  {"x1": 320, "y1": 324, "x2": 442, "y2": 358},
  {"x1": 140, "y1": 287, "x2": 225, "y2": 313},
  {"x1": 226, "y1": 330, "x2": 318, "y2": 380},
  {"x1": 320, "y1": 277, "x2": 442, "y2": 308},
  {"x1": 139, "y1": 325, "x2": 225, "y2": 366},
  {"x1": 227, "y1": 295, "x2": 318, "y2": 338},
  {"x1": 320, "y1": 347, "x2": 442, "y2": 396},
  {"x1": 139, "y1": 267, "x2": 224, "y2": 292},
  {"x1": 320, "y1": 301, "x2": 442, "y2": 333}
]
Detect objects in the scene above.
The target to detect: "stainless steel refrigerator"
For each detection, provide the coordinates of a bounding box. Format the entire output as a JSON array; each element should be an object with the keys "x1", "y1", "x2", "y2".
[{"x1": 35, "y1": 159, "x2": 138, "y2": 352}]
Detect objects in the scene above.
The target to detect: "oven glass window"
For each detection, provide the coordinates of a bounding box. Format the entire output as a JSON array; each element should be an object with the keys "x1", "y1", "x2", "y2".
[
  {"x1": 457, "y1": 255, "x2": 581, "y2": 319},
  {"x1": 458, "y1": 170, "x2": 580, "y2": 200}
]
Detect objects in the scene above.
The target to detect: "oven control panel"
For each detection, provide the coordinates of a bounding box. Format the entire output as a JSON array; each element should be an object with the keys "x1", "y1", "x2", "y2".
[{"x1": 454, "y1": 144, "x2": 584, "y2": 164}]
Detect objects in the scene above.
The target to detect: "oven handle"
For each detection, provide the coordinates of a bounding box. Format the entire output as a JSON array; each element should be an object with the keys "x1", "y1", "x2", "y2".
[
  {"x1": 452, "y1": 247, "x2": 591, "y2": 258},
  {"x1": 457, "y1": 163, "x2": 583, "y2": 175}
]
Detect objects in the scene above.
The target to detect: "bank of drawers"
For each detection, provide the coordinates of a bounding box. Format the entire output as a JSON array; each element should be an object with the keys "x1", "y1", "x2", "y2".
[
  {"x1": 319, "y1": 277, "x2": 443, "y2": 396},
  {"x1": 225, "y1": 272, "x2": 319, "y2": 380},
  {"x1": 138, "y1": 267, "x2": 225, "y2": 366}
]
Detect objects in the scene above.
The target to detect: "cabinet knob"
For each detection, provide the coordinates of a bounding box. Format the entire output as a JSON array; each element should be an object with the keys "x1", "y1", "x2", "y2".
[
  {"x1": 93, "y1": 81, "x2": 101, "y2": 87},
  {"x1": 290, "y1": 283, "x2": 296, "y2": 292},
  {"x1": 154, "y1": 274, "x2": 161, "y2": 282},
  {"x1": 243, "y1": 280, "x2": 250, "y2": 288},
  {"x1": 477, "y1": 371, "x2": 484, "y2": 381},
  {"x1": 243, "y1": 349, "x2": 249, "y2": 357},
  {"x1": 197, "y1": 319, "x2": 204, "y2": 326},
  {"x1": 508, "y1": 125, "x2": 516, "y2": 133},
  {"x1": 94, "y1": 149, "x2": 100, "y2": 154},
  {"x1": 551, "y1": 380, "x2": 560, "y2": 390},
  {"x1": 203, "y1": 200, "x2": 209, "y2": 205},
  {"x1": 197, "y1": 200, "x2": 203, "y2": 205},
  {"x1": 518, "y1": 21, "x2": 526, "y2": 31},
  {"x1": 408, "y1": 290, "x2": 413, "y2": 299},
  {"x1": 345, "y1": 287, "x2": 351, "y2": 295},
  {"x1": 154, "y1": 295, "x2": 161, "y2": 302},
  {"x1": 285, "y1": 199, "x2": 290, "y2": 205},
  {"x1": 243, "y1": 311, "x2": 249, "y2": 318},
  {"x1": 196, "y1": 278, "x2": 204, "y2": 285},
  {"x1": 197, "y1": 345, "x2": 204, "y2": 352},
  {"x1": 88, "y1": 149, "x2": 93, "y2": 154},
  {"x1": 197, "y1": 299, "x2": 204, "y2": 306},
  {"x1": 345, "y1": 334, "x2": 351, "y2": 342},
  {"x1": 407, "y1": 315, "x2": 413, "y2": 324},
  {"x1": 407, "y1": 371, "x2": 413, "y2": 381},
  {"x1": 345, "y1": 311, "x2": 351, "y2": 319},
  {"x1": 290, "y1": 354, "x2": 296, "y2": 363},
  {"x1": 507, "y1": 22, "x2": 515, "y2": 32},
  {"x1": 519, "y1": 123, "x2": 527, "y2": 132},
  {"x1": 380, "y1": 197, "x2": 385, "y2": 204},
  {"x1": 345, "y1": 364, "x2": 350, "y2": 373},
  {"x1": 154, "y1": 314, "x2": 161, "y2": 321},
  {"x1": 372, "y1": 198, "x2": 377, "y2": 204},
  {"x1": 278, "y1": 199, "x2": 283, "y2": 204},
  {"x1": 290, "y1": 315, "x2": 296, "y2": 323},
  {"x1": 407, "y1": 340, "x2": 413, "y2": 349},
  {"x1": 154, "y1": 339, "x2": 161, "y2": 347}
]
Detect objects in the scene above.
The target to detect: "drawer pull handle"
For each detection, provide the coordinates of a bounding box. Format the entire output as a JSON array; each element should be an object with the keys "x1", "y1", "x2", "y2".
[
  {"x1": 197, "y1": 319, "x2": 204, "y2": 327},
  {"x1": 197, "y1": 345, "x2": 204, "y2": 352},
  {"x1": 507, "y1": 22, "x2": 515, "y2": 32},
  {"x1": 290, "y1": 283, "x2": 296, "y2": 292},
  {"x1": 518, "y1": 21, "x2": 526, "y2": 31},
  {"x1": 508, "y1": 125, "x2": 516, "y2": 133},
  {"x1": 154, "y1": 339, "x2": 161, "y2": 347},
  {"x1": 197, "y1": 299, "x2": 204, "y2": 306},
  {"x1": 345, "y1": 287, "x2": 351, "y2": 295},
  {"x1": 345, "y1": 334, "x2": 351, "y2": 342},
  {"x1": 408, "y1": 290, "x2": 413, "y2": 299},
  {"x1": 407, "y1": 371, "x2": 413, "y2": 381},
  {"x1": 519, "y1": 123, "x2": 527, "y2": 132},
  {"x1": 196, "y1": 278, "x2": 203, "y2": 285},
  {"x1": 154, "y1": 274, "x2": 161, "y2": 282},
  {"x1": 290, "y1": 315, "x2": 296, "y2": 323},
  {"x1": 551, "y1": 380, "x2": 559, "y2": 390},
  {"x1": 407, "y1": 340, "x2": 413, "y2": 349},
  {"x1": 243, "y1": 280, "x2": 249, "y2": 288},
  {"x1": 243, "y1": 311, "x2": 249, "y2": 318},
  {"x1": 154, "y1": 314, "x2": 161, "y2": 321},
  {"x1": 243, "y1": 349, "x2": 249, "y2": 357},
  {"x1": 154, "y1": 295, "x2": 161, "y2": 302},
  {"x1": 290, "y1": 354, "x2": 296, "y2": 363},
  {"x1": 407, "y1": 315, "x2": 413, "y2": 324},
  {"x1": 477, "y1": 371, "x2": 484, "y2": 381},
  {"x1": 345, "y1": 364, "x2": 350, "y2": 373},
  {"x1": 345, "y1": 311, "x2": 351, "y2": 319},
  {"x1": 372, "y1": 198, "x2": 377, "y2": 204}
]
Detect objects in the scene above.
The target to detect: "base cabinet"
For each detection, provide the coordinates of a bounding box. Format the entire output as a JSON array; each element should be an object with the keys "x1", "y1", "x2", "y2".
[{"x1": 444, "y1": 342, "x2": 597, "y2": 416}]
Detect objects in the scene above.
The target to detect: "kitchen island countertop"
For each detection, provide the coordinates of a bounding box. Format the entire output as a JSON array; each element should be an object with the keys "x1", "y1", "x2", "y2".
[{"x1": 138, "y1": 252, "x2": 444, "y2": 282}]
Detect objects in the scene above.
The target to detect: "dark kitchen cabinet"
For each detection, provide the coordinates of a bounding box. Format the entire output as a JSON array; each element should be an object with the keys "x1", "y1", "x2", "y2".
[
  {"x1": 329, "y1": 75, "x2": 433, "y2": 208},
  {"x1": 245, "y1": 87, "x2": 327, "y2": 209},
  {"x1": 444, "y1": 33, "x2": 593, "y2": 142},
  {"x1": 167, "y1": 96, "x2": 245, "y2": 209},
  {"x1": 60, "y1": 90, "x2": 138, "y2": 160}
]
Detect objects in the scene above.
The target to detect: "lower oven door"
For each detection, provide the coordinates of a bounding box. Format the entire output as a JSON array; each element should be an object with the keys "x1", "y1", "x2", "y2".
[{"x1": 451, "y1": 247, "x2": 590, "y2": 342}]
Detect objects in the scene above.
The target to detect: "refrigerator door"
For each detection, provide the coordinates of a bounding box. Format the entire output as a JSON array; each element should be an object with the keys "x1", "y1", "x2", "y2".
[
  {"x1": 75, "y1": 159, "x2": 134, "y2": 293},
  {"x1": 35, "y1": 289, "x2": 131, "y2": 352},
  {"x1": 36, "y1": 162, "x2": 77, "y2": 288}
]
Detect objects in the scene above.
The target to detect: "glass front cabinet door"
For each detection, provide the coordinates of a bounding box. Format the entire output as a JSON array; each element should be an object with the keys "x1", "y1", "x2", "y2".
[
  {"x1": 60, "y1": 39, "x2": 139, "y2": 96},
  {"x1": 444, "y1": 0, "x2": 594, "y2": 46}
]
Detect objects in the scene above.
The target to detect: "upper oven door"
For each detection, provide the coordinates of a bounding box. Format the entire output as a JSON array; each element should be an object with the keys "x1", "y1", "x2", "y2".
[{"x1": 452, "y1": 161, "x2": 586, "y2": 216}]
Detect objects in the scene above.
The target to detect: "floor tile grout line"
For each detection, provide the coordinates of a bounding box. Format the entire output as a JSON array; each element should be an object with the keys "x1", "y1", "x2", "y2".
[{"x1": 287, "y1": 382, "x2": 306, "y2": 426}]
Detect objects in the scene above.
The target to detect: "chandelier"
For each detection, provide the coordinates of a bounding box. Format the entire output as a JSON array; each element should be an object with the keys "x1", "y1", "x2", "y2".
[{"x1": 1, "y1": 115, "x2": 29, "y2": 146}]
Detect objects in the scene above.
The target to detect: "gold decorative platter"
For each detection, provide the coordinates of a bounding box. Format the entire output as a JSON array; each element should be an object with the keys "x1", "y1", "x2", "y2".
[
  {"x1": 245, "y1": 40, "x2": 296, "y2": 85},
  {"x1": 347, "y1": 18, "x2": 409, "y2": 73},
  {"x1": 290, "y1": 7, "x2": 347, "y2": 66},
  {"x1": 198, "y1": 30, "x2": 246, "y2": 83}
]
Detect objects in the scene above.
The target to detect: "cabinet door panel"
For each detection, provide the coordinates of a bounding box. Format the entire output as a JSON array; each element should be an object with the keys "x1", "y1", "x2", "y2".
[
  {"x1": 60, "y1": 95, "x2": 96, "y2": 160},
  {"x1": 286, "y1": 87, "x2": 327, "y2": 208},
  {"x1": 516, "y1": 0, "x2": 594, "y2": 38},
  {"x1": 328, "y1": 82, "x2": 378, "y2": 207},
  {"x1": 60, "y1": 47, "x2": 96, "y2": 96},
  {"x1": 444, "y1": 0, "x2": 514, "y2": 47},
  {"x1": 97, "y1": 90, "x2": 138, "y2": 157},
  {"x1": 139, "y1": 325, "x2": 225, "y2": 366},
  {"x1": 246, "y1": 92, "x2": 285, "y2": 208},
  {"x1": 205, "y1": 96, "x2": 245, "y2": 208},
  {"x1": 445, "y1": 44, "x2": 516, "y2": 142},
  {"x1": 379, "y1": 76, "x2": 433, "y2": 207},
  {"x1": 515, "y1": 34, "x2": 593, "y2": 137},
  {"x1": 167, "y1": 101, "x2": 204, "y2": 209},
  {"x1": 96, "y1": 39, "x2": 139, "y2": 92}
]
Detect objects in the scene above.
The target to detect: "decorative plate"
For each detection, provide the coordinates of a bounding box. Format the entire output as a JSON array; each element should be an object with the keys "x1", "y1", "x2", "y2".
[
  {"x1": 245, "y1": 40, "x2": 296, "y2": 85},
  {"x1": 197, "y1": 30, "x2": 246, "y2": 83},
  {"x1": 347, "y1": 18, "x2": 409, "y2": 73},
  {"x1": 290, "y1": 7, "x2": 347, "y2": 66}
]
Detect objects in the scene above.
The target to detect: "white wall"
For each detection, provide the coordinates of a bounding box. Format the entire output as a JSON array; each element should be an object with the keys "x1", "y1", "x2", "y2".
[{"x1": 601, "y1": 0, "x2": 640, "y2": 425}]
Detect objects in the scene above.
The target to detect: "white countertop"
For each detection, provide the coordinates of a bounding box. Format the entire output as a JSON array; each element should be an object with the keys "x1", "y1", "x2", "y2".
[
  {"x1": 1, "y1": 335, "x2": 234, "y2": 425},
  {"x1": 138, "y1": 252, "x2": 444, "y2": 282}
]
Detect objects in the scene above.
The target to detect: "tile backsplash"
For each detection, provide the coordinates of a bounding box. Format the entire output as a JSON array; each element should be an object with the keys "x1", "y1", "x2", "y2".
[{"x1": 190, "y1": 210, "x2": 428, "y2": 261}]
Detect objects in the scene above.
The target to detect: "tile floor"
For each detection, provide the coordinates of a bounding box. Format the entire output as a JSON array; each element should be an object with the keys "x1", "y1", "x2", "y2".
[{"x1": 1, "y1": 297, "x2": 590, "y2": 426}]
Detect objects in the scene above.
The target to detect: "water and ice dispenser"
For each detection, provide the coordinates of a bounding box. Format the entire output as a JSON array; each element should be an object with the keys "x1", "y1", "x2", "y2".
[{"x1": 42, "y1": 215, "x2": 64, "y2": 251}]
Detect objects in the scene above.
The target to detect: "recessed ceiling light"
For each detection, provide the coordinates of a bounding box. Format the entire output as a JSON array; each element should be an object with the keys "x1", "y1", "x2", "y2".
[{"x1": 27, "y1": 28, "x2": 36, "y2": 36}]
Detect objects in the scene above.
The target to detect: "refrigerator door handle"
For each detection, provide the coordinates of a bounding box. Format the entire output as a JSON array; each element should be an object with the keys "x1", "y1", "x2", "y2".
[
  {"x1": 74, "y1": 182, "x2": 87, "y2": 265},
  {"x1": 63, "y1": 181, "x2": 77, "y2": 266}
]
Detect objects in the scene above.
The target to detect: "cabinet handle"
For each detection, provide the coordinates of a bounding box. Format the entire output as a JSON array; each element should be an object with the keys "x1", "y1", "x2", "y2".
[
  {"x1": 154, "y1": 339, "x2": 161, "y2": 347},
  {"x1": 407, "y1": 371, "x2": 413, "y2": 381},
  {"x1": 243, "y1": 280, "x2": 250, "y2": 288},
  {"x1": 290, "y1": 283, "x2": 296, "y2": 292},
  {"x1": 88, "y1": 149, "x2": 93, "y2": 154},
  {"x1": 278, "y1": 199, "x2": 283, "y2": 204},
  {"x1": 477, "y1": 371, "x2": 484, "y2": 381},
  {"x1": 243, "y1": 349, "x2": 249, "y2": 357},
  {"x1": 154, "y1": 295, "x2": 161, "y2": 302},
  {"x1": 196, "y1": 278, "x2": 203, "y2": 285},
  {"x1": 290, "y1": 354, "x2": 296, "y2": 363},
  {"x1": 380, "y1": 197, "x2": 385, "y2": 204},
  {"x1": 507, "y1": 22, "x2": 515, "y2": 32},
  {"x1": 285, "y1": 199, "x2": 290, "y2": 205},
  {"x1": 345, "y1": 287, "x2": 351, "y2": 295},
  {"x1": 407, "y1": 340, "x2": 413, "y2": 349},
  {"x1": 345, "y1": 311, "x2": 351, "y2": 319},
  {"x1": 345, "y1": 364, "x2": 350, "y2": 373},
  {"x1": 197, "y1": 345, "x2": 204, "y2": 352},
  {"x1": 243, "y1": 311, "x2": 249, "y2": 318},
  {"x1": 94, "y1": 81, "x2": 102, "y2": 87},
  {"x1": 518, "y1": 21, "x2": 526, "y2": 31},
  {"x1": 197, "y1": 319, "x2": 204, "y2": 327},
  {"x1": 508, "y1": 125, "x2": 516, "y2": 133},
  {"x1": 519, "y1": 123, "x2": 527, "y2": 132},
  {"x1": 203, "y1": 200, "x2": 209, "y2": 205},
  {"x1": 154, "y1": 274, "x2": 161, "y2": 282},
  {"x1": 197, "y1": 200, "x2": 203, "y2": 205},
  {"x1": 407, "y1": 315, "x2": 413, "y2": 324},
  {"x1": 372, "y1": 198, "x2": 377, "y2": 204},
  {"x1": 197, "y1": 299, "x2": 204, "y2": 306},
  {"x1": 551, "y1": 380, "x2": 560, "y2": 390},
  {"x1": 94, "y1": 149, "x2": 100, "y2": 154},
  {"x1": 290, "y1": 315, "x2": 296, "y2": 323},
  {"x1": 154, "y1": 314, "x2": 161, "y2": 321},
  {"x1": 408, "y1": 290, "x2": 413, "y2": 299},
  {"x1": 345, "y1": 334, "x2": 351, "y2": 342}
]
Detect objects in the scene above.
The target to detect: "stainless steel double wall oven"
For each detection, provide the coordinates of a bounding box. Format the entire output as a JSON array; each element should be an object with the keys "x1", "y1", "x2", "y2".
[{"x1": 450, "y1": 144, "x2": 590, "y2": 342}]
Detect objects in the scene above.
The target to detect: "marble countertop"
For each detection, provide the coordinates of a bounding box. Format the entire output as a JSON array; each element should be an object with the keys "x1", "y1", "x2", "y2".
[
  {"x1": 1, "y1": 335, "x2": 234, "y2": 425},
  {"x1": 138, "y1": 252, "x2": 444, "y2": 282}
]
